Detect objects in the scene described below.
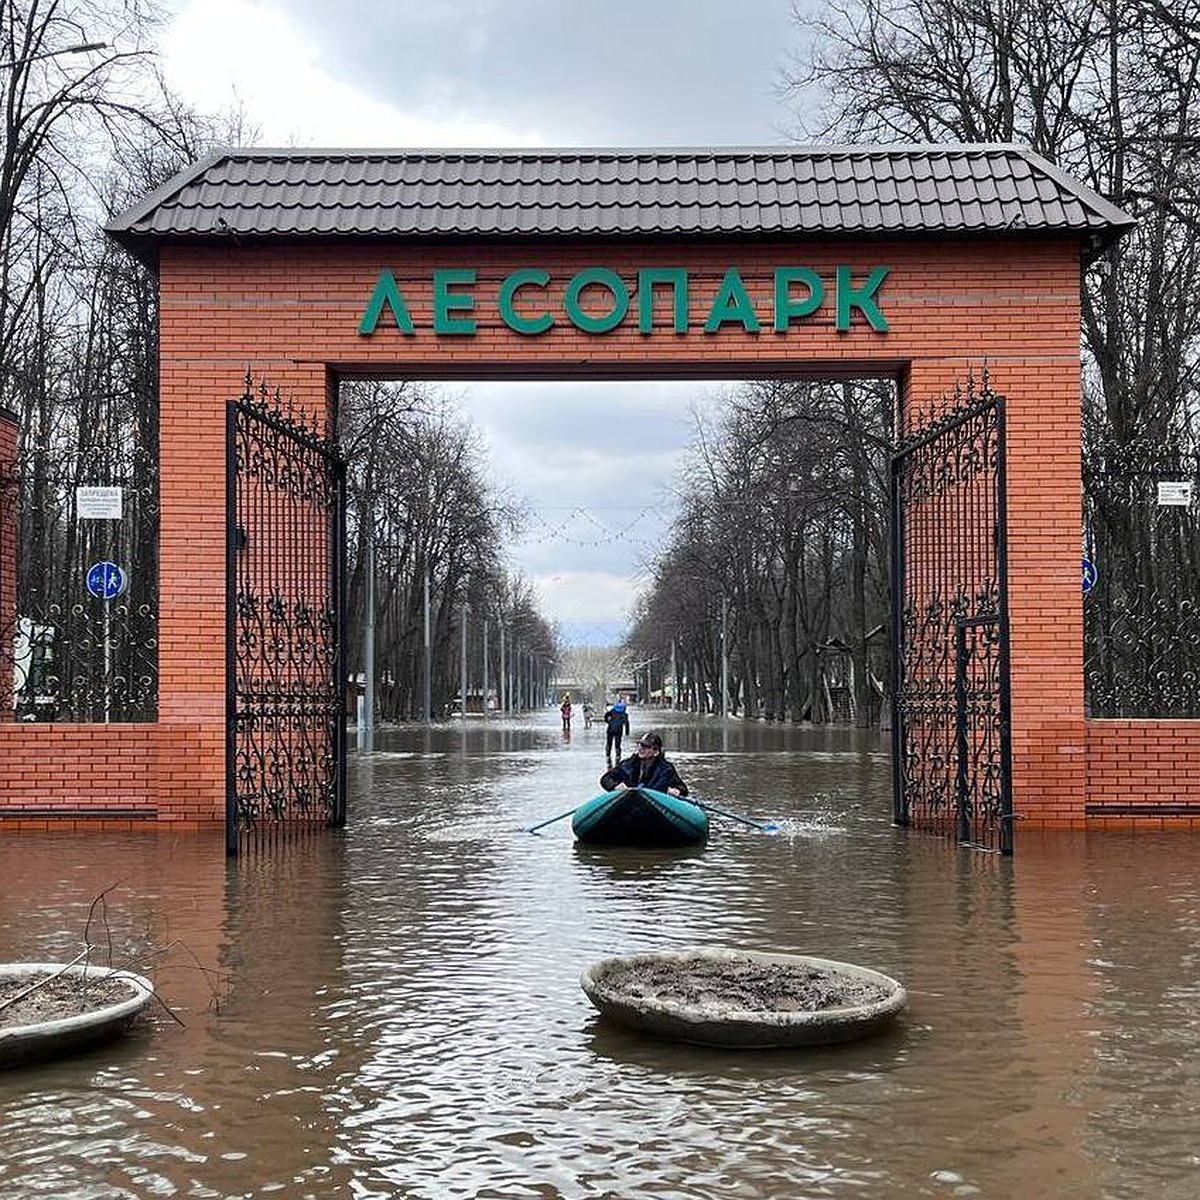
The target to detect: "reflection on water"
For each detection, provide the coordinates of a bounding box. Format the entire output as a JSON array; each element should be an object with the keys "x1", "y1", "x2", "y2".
[{"x1": 2, "y1": 713, "x2": 1200, "y2": 1198}]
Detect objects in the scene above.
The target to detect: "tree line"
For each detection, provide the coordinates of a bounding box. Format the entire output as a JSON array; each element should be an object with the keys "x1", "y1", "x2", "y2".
[
  {"x1": 4, "y1": 0, "x2": 1196, "y2": 724},
  {"x1": 628, "y1": 0, "x2": 1200, "y2": 723},
  {"x1": 2, "y1": 0, "x2": 207, "y2": 718},
  {"x1": 785, "y1": 0, "x2": 1200, "y2": 718},
  {"x1": 340, "y1": 380, "x2": 558, "y2": 721},
  {"x1": 626, "y1": 380, "x2": 892, "y2": 725},
  {"x1": 0, "y1": 0, "x2": 560, "y2": 721}
]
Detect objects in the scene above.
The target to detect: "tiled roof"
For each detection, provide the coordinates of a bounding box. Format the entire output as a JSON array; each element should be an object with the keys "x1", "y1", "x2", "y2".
[{"x1": 106, "y1": 146, "x2": 1134, "y2": 261}]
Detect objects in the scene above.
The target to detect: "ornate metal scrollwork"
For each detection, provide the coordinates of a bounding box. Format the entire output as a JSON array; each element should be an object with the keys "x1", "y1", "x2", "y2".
[
  {"x1": 227, "y1": 380, "x2": 346, "y2": 852},
  {"x1": 3, "y1": 442, "x2": 159, "y2": 723},
  {"x1": 892, "y1": 374, "x2": 1013, "y2": 854},
  {"x1": 1084, "y1": 444, "x2": 1200, "y2": 717}
]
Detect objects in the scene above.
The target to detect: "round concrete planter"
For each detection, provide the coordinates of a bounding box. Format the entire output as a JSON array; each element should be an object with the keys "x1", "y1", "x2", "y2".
[
  {"x1": 0, "y1": 962, "x2": 155, "y2": 1069},
  {"x1": 581, "y1": 947, "x2": 907, "y2": 1049}
]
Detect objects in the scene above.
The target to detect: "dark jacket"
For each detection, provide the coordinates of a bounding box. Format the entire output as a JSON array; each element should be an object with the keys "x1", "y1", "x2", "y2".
[
  {"x1": 604, "y1": 705, "x2": 630, "y2": 735},
  {"x1": 600, "y1": 752, "x2": 688, "y2": 796}
]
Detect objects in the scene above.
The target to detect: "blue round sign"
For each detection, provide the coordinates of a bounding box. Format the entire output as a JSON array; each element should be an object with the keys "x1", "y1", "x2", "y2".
[
  {"x1": 1082, "y1": 557, "x2": 1097, "y2": 595},
  {"x1": 86, "y1": 561, "x2": 127, "y2": 600}
]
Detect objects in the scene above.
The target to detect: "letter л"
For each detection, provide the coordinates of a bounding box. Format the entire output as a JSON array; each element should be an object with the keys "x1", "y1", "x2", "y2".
[{"x1": 358, "y1": 270, "x2": 415, "y2": 335}]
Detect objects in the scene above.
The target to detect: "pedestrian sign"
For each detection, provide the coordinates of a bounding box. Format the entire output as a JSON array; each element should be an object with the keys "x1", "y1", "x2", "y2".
[
  {"x1": 1082, "y1": 558, "x2": 1097, "y2": 595},
  {"x1": 86, "y1": 561, "x2": 128, "y2": 600}
]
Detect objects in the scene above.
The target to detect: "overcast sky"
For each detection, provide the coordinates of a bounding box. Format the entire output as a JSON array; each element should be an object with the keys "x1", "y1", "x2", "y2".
[{"x1": 158, "y1": 0, "x2": 810, "y2": 644}]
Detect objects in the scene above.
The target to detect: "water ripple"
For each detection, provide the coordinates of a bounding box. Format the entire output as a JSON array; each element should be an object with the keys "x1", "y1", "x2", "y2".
[{"x1": 1, "y1": 721, "x2": 1197, "y2": 1197}]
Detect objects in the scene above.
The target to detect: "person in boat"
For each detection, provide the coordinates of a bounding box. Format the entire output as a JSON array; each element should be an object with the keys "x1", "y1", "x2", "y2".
[
  {"x1": 603, "y1": 698, "x2": 629, "y2": 763},
  {"x1": 599, "y1": 732, "x2": 689, "y2": 797}
]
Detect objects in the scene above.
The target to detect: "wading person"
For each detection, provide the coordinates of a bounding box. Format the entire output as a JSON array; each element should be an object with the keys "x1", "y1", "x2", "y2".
[
  {"x1": 603, "y1": 698, "x2": 629, "y2": 763},
  {"x1": 600, "y1": 732, "x2": 688, "y2": 797}
]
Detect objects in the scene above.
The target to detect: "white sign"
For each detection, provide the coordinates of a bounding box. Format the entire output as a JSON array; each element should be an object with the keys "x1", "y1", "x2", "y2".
[
  {"x1": 76, "y1": 486, "x2": 123, "y2": 520},
  {"x1": 1157, "y1": 481, "x2": 1194, "y2": 507}
]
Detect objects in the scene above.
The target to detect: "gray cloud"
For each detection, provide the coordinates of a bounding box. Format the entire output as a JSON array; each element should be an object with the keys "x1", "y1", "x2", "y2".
[
  {"x1": 273, "y1": 0, "x2": 802, "y2": 144},
  {"x1": 450, "y1": 381, "x2": 729, "y2": 588},
  {"x1": 164, "y1": 0, "x2": 804, "y2": 642},
  {"x1": 444, "y1": 380, "x2": 742, "y2": 644}
]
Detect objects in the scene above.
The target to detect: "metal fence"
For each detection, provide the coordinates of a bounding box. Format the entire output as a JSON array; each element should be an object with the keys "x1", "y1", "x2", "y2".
[
  {"x1": 4, "y1": 441, "x2": 158, "y2": 723},
  {"x1": 1084, "y1": 447, "x2": 1200, "y2": 717}
]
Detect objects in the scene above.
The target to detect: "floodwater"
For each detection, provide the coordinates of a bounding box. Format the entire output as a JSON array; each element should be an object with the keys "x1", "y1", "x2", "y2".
[{"x1": 2, "y1": 715, "x2": 1199, "y2": 1200}]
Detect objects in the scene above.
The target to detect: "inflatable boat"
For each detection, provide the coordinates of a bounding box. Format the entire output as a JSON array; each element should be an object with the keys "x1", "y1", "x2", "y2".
[{"x1": 571, "y1": 787, "x2": 708, "y2": 847}]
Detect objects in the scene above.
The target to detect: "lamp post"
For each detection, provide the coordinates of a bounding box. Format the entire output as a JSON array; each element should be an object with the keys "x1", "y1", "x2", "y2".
[
  {"x1": 460, "y1": 603, "x2": 468, "y2": 720},
  {"x1": 498, "y1": 621, "x2": 506, "y2": 714},
  {"x1": 361, "y1": 513, "x2": 375, "y2": 747},
  {"x1": 423, "y1": 567, "x2": 432, "y2": 724},
  {"x1": 632, "y1": 657, "x2": 657, "y2": 705},
  {"x1": 0, "y1": 41, "x2": 108, "y2": 70},
  {"x1": 482, "y1": 618, "x2": 489, "y2": 719},
  {"x1": 720, "y1": 593, "x2": 729, "y2": 718}
]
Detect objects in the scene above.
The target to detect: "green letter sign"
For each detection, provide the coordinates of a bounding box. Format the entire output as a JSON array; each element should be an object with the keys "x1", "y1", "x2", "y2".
[
  {"x1": 638, "y1": 268, "x2": 690, "y2": 334},
  {"x1": 564, "y1": 268, "x2": 630, "y2": 334},
  {"x1": 358, "y1": 270, "x2": 414, "y2": 335},
  {"x1": 704, "y1": 268, "x2": 760, "y2": 334},
  {"x1": 358, "y1": 264, "x2": 891, "y2": 338},
  {"x1": 836, "y1": 266, "x2": 889, "y2": 332},
  {"x1": 499, "y1": 269, "x2": 554, "y2": 335},
  {"x1": 432, "y1": 268, "x2": 476, "y2": 335},
  {"x1": 774, "y1": 268, "x2": 824, "y2": 331}
]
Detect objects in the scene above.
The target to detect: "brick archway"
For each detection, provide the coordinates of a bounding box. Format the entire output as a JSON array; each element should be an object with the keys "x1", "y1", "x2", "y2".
[{"x1": 8, "y1": 146, "x2": 1183, "y2": 835}]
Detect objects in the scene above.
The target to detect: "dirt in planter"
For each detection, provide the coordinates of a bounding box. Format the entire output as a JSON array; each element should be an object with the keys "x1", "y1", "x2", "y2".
[
  {"x1": 0, "y1": 975, "x2": 134, "y2": 1030},
  {"x1": 595, "y1": 958, "x2": 892, "y2": 1014}
]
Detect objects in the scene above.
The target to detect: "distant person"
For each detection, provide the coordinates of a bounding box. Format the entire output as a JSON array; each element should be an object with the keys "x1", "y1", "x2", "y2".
[
  {"x1": 560, "y1": 693, "x2": 573, "y2": 731},
  {"x1": 603, "y1": 698, "x2": 629, "y2": 763},
  {"x1": 582, "y1": 701, "x2": 594, "y2": 729},
  {"x1": 600, "y1": 732, "x2": 688, "y2": 797}
]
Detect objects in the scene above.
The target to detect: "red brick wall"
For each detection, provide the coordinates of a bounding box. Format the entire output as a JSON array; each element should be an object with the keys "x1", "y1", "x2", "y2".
[
  {"x1": 0, "y1": 724, "x2": 156, "y2": 821},
  {"x1": 0, "y1": 724, "x2": 223, "y2": 829},
  {"x1": 156, "y1": 233, "x2": 1090, "y2": 826},
  {"x1": 1084, "y1": 721, "x2": 1200, "y2": 829},
  {"x1": 4, "y1": 230, "x2": 1189, "y2": 832}
]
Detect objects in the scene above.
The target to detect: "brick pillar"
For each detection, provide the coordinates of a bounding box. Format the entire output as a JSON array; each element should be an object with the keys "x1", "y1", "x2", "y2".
[{"x1": 154, "y1": 346, "x2": 331, "y2": 822}]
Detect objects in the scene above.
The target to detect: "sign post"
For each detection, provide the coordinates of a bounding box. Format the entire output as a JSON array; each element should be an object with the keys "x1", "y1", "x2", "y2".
[{"x1": 86, "y1": 561, "x2": 128, "y2": 723}]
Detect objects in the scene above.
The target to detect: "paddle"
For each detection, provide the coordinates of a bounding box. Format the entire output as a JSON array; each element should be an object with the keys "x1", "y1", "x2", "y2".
[
  {"x1": 522, "y1": 787, "x2": 623, "y2": 834},
  {"x1": 521, "y1": 806, "x2": 579, "y2": 834},
  {"x1": 692, "y1": 798, "x2": 779, "y2": 833}
]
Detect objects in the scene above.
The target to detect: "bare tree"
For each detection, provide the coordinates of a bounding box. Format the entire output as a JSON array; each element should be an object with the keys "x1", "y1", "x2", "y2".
[
  {"x1": 340, "y1": 383, "x2": 558, "y2": 721},
  {"x1": 784, "y1": 0, "x2": 1200, "y2": 715},
  {"x1": 0, "y1": 0, "x2": 164, "y2": 410},
  {"x1": 629, "y1": 379, "x2": 891, "y2": 724}
]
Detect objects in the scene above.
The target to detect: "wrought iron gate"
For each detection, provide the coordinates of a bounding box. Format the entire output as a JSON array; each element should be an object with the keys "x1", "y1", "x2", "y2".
[
  {"x1": 890, "y1": 375, "x2": 1013, "y2": 854},
  {"x1": 226, "y1": 382, "x2": 347, "y2": 855}
]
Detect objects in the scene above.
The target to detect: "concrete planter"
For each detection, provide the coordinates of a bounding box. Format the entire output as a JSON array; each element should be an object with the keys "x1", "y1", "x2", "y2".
[
  {"x1": 0, "y1": 962, "x2": 155, "y2": 1069},
  {"x1": 581, "y1": 947, "x2": 906, "y2": 1049}
]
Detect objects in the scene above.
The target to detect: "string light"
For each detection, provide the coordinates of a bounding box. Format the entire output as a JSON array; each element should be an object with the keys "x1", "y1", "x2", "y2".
[{"x1": 513, "y1": 504, "x2": 669, "y2": 549}]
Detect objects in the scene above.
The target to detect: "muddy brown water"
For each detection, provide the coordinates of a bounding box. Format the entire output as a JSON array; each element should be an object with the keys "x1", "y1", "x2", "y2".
[{"x1": 1, "y1": 713, "x2": 1199, "y2": 1199}]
